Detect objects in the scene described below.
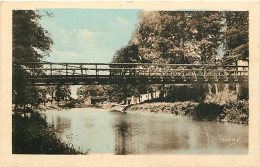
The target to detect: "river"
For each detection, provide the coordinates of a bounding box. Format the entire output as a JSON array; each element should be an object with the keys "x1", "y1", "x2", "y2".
[{"x1": 40, "y1": 108, "x2": 248, "y2": 154}]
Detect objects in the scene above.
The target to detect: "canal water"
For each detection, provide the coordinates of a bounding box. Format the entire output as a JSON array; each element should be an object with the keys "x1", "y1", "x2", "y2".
[{"x1": 40, "y1": 108, "x2": 248, "y2": 154}]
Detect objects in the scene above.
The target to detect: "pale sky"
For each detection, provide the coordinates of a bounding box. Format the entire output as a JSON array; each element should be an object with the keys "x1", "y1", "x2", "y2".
[
  {"x1": 38, "y1": 9, "x2": 142, "y2": 97},
  {"x1": 39, "y1": 9, "x2": 142, "y2": 63}
]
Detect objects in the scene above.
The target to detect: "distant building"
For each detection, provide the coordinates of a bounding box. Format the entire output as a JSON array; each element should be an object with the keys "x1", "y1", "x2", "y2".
[
  {"x1": 236, "y1": 59, "x2": 249, "y2": 71},
  {"x1": 84, "y1": 96, "x2": 108, "y2": 105},
  {"x1": 126, "y1": 90, "x2": 161, "y2": 105}
]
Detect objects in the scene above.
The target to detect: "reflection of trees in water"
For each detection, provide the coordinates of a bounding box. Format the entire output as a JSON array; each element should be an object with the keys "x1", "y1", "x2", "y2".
[
  {"x1": 145, "y1": 122, "x2": 190, "y2": 152},
  {"x1": 114, "y1": 115, "x2": 134, "y2": 155},
  {"x1": 55, "y1": 116, "x2": 71, "y2": 134},
  {"x1": 113, "y1": 115, "x2": 192, "y2": 154}
]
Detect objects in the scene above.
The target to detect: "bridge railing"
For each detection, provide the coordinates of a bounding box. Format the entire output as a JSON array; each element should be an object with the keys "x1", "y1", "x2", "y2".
[
  {"x1": 13, "y1": 62, "x2": 249, "y2": 84},
  {"x1": 14, "y1": 62, "x2": 249, "y2": 76}
]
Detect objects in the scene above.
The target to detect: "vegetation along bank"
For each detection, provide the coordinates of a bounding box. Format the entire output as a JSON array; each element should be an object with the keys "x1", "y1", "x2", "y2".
[
  {"x1": 125, "y1": 100, "x2": 248, "y2": 125},
  {"x1": 12, "y1": 112, "x2": 88, "y2": 154}
]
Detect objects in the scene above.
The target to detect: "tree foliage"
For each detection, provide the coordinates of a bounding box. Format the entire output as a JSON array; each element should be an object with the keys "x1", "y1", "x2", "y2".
[
  {"x1": 109, "y1": 11, "x2": 248, "y2": 102},
  {"x1": 125, "y1": 11, "x2": 226, "y2": 65},
  {"x1": 223, "y1": 11, "x2": 249, "y2": 64},
  {"x1": 54, "y1": 85, "x2": 71, "y2": 106},
  {"x1": 12, "y1": 10, "x2": 53, "y2": 109},
  {"x1": 76, "y1": 85, "x2": 107, "y2": 103},
  {"x1": 13, "y1": 10, "x2": 53, "y2": 62}
]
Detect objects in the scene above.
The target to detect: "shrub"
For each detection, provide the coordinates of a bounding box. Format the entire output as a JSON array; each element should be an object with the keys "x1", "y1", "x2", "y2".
[
  {"x1": 223, "y1": 100, "x2": 249, "y2": 124},
  {"x1": 194, "y1": 102, "x2": 224, "y2": 121},
  {"x1": 64, "y1": 100, "x2": 76, "y2": 108},
  {"x1": 12, "y1": 112, "x2": 87, "y2": 154},
  {"x1": 165, "y1": 84, "x2": 207, "y2": 103}
]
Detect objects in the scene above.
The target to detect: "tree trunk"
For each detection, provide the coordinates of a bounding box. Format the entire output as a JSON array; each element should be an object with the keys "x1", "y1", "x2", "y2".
[{"x1": 236, "y1": 83, "x2": 240, "y2": 99}]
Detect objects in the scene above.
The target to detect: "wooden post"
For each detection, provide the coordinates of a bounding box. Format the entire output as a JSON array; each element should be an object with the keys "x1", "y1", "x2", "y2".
[
  {"x1": 236, "y1": 83, "x2": 240, "y2": 94},
  {"x1": 235, "y1": 59, "x2": 238, "y2": 71},
  {"x1": 80, "y1": 65, "x2": 83, "y2": 75},
  {"x1": 109, "y1": 66, "x2": 111, "y2": 77},
  {"x1": 95, "y1": 64, "x2": 98, "y2": 76},
  {"x1": 182, "y1": 68, "x2": 186, "y2": 82},
  {"x1": 66, "y1": 64, "x2": 68, "y2": 76},
  {"x1": 50, "y1": 64, "x2": 52, "y2": 76},
  {"x1": 204, "y1": 68, "x2": 208, "y2": 81},
  {"x1": 33, "y1": 64, "x2": 35, "y2": 75},
  {"x1": 162, "y1": 83, "x2": 165, "y2": 98}
]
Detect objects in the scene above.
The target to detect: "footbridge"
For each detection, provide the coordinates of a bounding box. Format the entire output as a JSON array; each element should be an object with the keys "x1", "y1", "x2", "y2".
[{"x1": 13, "y1": 62, "x2": 249, "y2": 86}]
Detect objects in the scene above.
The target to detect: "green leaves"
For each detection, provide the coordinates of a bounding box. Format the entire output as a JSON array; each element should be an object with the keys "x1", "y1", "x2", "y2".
[
  {"x1": 224, "y1": 11, "x2": 249, "y2": 64},
  {"x1": 114, "y1": 11, "x2": 228, "y2": 65},
  {"x1": 13, "y1": 10, "x2": 53, "y2": 63},
  {"x1": 13, "y1": 10, "x2": 53, "y2": 108},
  {"x1": 12, "y1": 113, "x2": 86, "y2": 154},
  {"x1": 54, "y1": 85, "x2": 71, "y2": 106},
  {"x1": 223, "y1": 100, "x2": 249, "y2": 124},
  {"x1": 109, "y1": 11, "x2": 248, "y2": 103}
]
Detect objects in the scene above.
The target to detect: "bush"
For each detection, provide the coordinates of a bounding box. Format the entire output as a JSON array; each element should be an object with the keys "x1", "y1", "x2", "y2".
[
  {"x1": 238, "y1": 83, "x2": 249, "y2": 100},
  {"x1": 64, "y1": 100, "x2": 76, "y2": 108},
  {"x1": 194, "y1": 102, "x2": 224, "y2": 121},
  {"x1": 194, "y1": 100, "x2": 249, "y2": 124},
  {"x1": 12, "y1": 112, "x2": 87, "y2": 154},
  {"x1": 223, "y1": 100, "x2": 249, "y2": 124},
  {"x1": 165, "y1": 84, "x2": 207, "y2": 103}
]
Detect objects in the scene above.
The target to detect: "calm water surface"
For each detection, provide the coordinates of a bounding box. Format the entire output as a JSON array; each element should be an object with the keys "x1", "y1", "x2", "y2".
[{"x1": 40, "y1": 108, "x2": 248, "y2": 154}]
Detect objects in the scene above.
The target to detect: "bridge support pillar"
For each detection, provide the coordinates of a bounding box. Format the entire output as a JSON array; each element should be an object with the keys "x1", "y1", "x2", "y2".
[
  {"x1": 236, "y1": 83, "x2": 240, "y2": 96},
  {"x1": 215, "y1": 83, "x2": 218, "y2": 95},
  {"x1": 161, "y1": 83, "x2": 165, "y2": 98},
  {"x1": 208, "y1": 84, "x2": 212, "y2": 95}
]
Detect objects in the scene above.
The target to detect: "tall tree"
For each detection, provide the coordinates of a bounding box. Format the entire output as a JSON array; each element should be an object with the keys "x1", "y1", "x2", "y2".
[
  {"x1": 46, "y1": 86, "x2": 56, "y2": 105},
  {"x1": 128, "y1": 11, "x2": 225, "y2": 65},
  {"x1": 12, "y1": 10, "x2": 53, "y2": 109},
  {"x1": 76, "y1": 85, "x2": 108, "y2": 103},
  {"x1": 13, "y1": 10, "x2": 53, "y2": 62},
  {"x1": 223, "y1": 11, "x2": 249, "y2": 64},
  {"x1": 189, "y1": 11, "x2": 225, "y2": 64},
  {"x1": 109, "y1": 11, "x2": 249, "y2": 102},
  {"x1": 54, "y1": 85, "x2": 71, "y2": 106}
]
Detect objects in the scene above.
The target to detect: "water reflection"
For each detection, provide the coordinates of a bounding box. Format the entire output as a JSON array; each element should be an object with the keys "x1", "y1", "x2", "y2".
[
  {"x1": 114, "y1": 118, "x2": 131, "y2": 155},
  {"x1": 40, "y1": 108, "x2": 248, "y2": 154},
  {"x1": 56, "y1": 116, "x2": 71, "y2": 134}
]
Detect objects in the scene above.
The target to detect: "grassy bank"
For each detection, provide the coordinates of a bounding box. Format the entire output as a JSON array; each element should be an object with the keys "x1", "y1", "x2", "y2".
[
  {"x1": 126, "y1": 100, "x2": 249, "y2": 124},
  {"x1": 12, "y1": 112, "x2": 87, "y2": 154},
  {"x1": 127, "y1": 102, "x2": 198, "y2": 116}
]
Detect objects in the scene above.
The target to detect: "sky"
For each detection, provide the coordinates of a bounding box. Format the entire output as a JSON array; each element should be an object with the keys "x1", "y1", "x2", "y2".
[
  {"x1": 38, "y1": 9, "x2": 142, "y2": 97},
  {"x1": 38, "y1": 9, "x2": 142, "y2": 63}
]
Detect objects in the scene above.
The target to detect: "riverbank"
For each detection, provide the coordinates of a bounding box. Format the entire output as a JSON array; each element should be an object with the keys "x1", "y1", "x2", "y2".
[
  {"x1": 125, "y1": 100, "x2": 249, "y2": 124},
  {"x1": 126, "y1": 101, "x2": 198, "y2": 116},
  {"x1": 12, "y1": 112, "x2": 88, "y2": 154}
]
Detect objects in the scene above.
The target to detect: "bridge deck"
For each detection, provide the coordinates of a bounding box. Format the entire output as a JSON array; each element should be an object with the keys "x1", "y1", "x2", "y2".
[{"x1": 13, "y1": 62, "x2": 249, "y2": 85}]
